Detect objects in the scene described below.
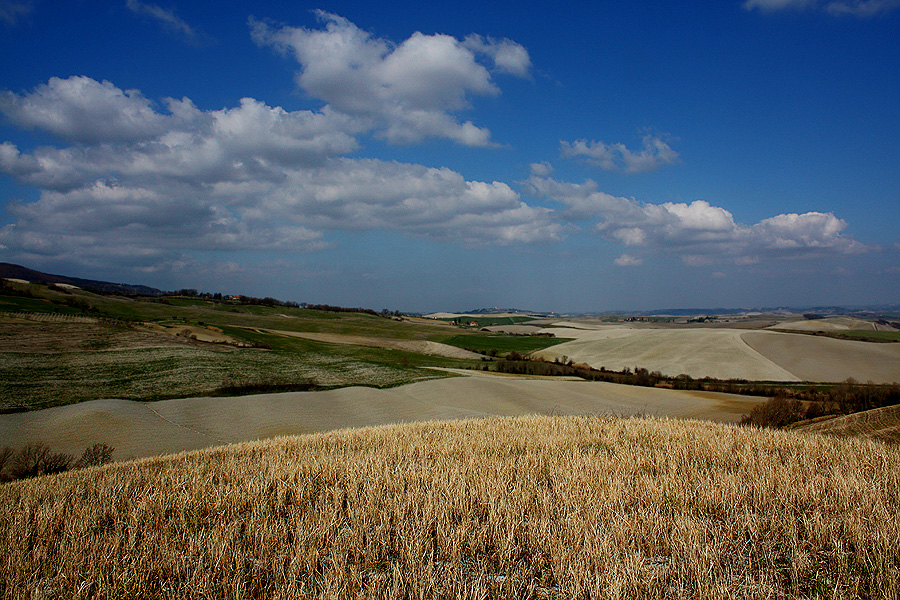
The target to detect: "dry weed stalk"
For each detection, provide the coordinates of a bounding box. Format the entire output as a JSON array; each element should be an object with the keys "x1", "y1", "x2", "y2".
[{"x1": 1, "y1": 415, "x2": 898, "y2": 599}]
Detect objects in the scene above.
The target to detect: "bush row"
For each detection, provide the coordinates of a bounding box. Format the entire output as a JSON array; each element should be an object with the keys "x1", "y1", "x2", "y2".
[
  {"x1": 0, "y1": 442, "x2": 114, "y2": 482},
  {"x1": 483, "y1": 358, "x2": 900, "y2": 428}
]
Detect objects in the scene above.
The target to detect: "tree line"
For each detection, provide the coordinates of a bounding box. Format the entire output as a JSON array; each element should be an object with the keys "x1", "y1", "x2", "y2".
[{"x1": 481, "y1": 356, "x2": 900, "y2": 428}]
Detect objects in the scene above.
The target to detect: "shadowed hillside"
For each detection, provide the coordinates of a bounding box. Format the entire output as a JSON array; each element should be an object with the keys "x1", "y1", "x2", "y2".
[{"x1": 794, "y1": 404, "x2": 900, "y2": 444}]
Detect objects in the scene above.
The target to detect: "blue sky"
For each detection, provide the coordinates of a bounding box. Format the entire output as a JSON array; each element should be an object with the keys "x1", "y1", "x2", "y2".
[{"x1": 1, "y1": 0, "x2": 898, "y2": 312}]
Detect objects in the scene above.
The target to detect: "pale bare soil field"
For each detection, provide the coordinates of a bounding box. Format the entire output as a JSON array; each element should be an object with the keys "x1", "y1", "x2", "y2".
[
  {"x1": 531, "y1": 324, "x2": 900, "y2": 383},
  {"x1": 769, "y1": 317, "x2": 877, "y2": 332},
  {"x1": 0, "y1": 370, "x2": 763, "y2": 461},
  {"x1": 2, "y1": 415, "x2": 898, "y2": 599},
  {"x1": 532, "y1": 328, "x2": 801, "y2": 381},
  {"x1": 742, "y1": 331, "x2": 900, "y2": 384},
  {"x1": 260, "y1": 329, "x2": 483, "y2": 360},
  {"x1": 794, "y1": 404, "x2": 900, "y2": 444}
]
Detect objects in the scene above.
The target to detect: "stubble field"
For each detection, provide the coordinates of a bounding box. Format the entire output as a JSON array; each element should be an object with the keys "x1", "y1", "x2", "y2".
[{"x1": 2, "y1": 415, "x2": 897, "y2": 599}]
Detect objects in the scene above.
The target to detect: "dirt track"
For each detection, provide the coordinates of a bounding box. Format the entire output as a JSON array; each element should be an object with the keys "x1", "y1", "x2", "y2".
[{"x1": 0, "y1": 370, "x2": 764, "y2": 461}]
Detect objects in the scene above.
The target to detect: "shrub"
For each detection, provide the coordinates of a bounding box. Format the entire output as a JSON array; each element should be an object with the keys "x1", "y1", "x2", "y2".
[
  {"x1": 9, "y1": 443, "x2": 73, "y2": 479},
  {"x1": 1, "y1": 442, "x2": 115, "y2": 482},
  {"x1": 74, "y1": 443, "x2": 115, "y2": 469},
  {"x1": 739, "y1": 396, "x2": 805, "y2": 428}
]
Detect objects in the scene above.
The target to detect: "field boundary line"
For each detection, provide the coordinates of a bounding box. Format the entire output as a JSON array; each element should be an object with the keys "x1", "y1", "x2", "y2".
[{"x1": 141, "y1": 404, "x2": 226, "y2": 444}]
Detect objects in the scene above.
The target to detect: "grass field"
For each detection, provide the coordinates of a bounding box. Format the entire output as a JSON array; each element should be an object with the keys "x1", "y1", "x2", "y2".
[
  {"x1": 829, "y1": 330, "x2": 900, "y2": 342},
  {"x1": 2, "y1": 415, "x2": 897, "y2": 599},
  {"x1": 2, "y1": 282, "x2": 544, "y2": 411},
  {"x1": 441, "y1": 333, "x2": 573, "y2": 356}
]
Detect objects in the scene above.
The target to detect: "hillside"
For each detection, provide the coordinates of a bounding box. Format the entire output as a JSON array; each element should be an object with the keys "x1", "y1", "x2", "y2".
[
  {"x1": 2, "y1": 416, "x2": 898, "y2": 599},
  {"x1": 793, "y1": 404, "x2": 900, "y2": 444},
  {"x1": 1, "y1": 276, "x2": 567, "y2": 412},
  {"x1": 0, "y1": 371, "x2": 764, "y2": 460},
  {"x1": 0, "y1": 263, "x2": 164, "y2": 297}
]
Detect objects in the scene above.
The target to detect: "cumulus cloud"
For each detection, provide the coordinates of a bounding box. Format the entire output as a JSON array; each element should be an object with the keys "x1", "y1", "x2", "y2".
[
  {"x1": 743, "y1": 0, "x2": 900, "y2": 15},
  {"x1": 250, "y1": 11, "x2": 530, "y2": 146},
  {"x1": 0, "y1": 76, "x2": 174, "y2": 143},
  {"x1": 0, "y1": 75, "x2": 558, "y2": 269},
  {"x1": 529, "y1": 161, "x2": 553, "y2": 177},
  {"x1": 614, "y1": 254, "x2": 643, "y2": 267},
  {"x1": 526, "y1": 175, "x2": 870, "y2": 264},
  {"x1": 560, "y1": 135, "x2": 680, "y2": 173},
  {"x1": 462, "y1": 34, "x2": 532, "y2": 77}
]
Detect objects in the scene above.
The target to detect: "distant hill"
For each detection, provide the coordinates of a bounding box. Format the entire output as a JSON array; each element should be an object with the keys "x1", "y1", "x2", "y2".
[
  {"x1": 461, "y1": 307, "x2": 552, "y2": 316},
  {"x1": 0, "y1": 263, "x2": 164, "y2": 297},
  {"x1": 634, "y1": 305, "x2": 900, "y2": 318}
]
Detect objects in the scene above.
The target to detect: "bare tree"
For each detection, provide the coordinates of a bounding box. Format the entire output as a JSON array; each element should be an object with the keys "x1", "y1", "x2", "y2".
[
  {"x1": 10, "y1": 443, "x2": 73, "y2": 479},
  {"x1": 0, "y1": 446, "x2": 13, "y2": 481},
  {"x1": 74, "y1": 443, "x2": 114, "y2": 469}
]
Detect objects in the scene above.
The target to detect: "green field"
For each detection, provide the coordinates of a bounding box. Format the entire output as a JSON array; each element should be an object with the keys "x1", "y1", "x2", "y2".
[
  {"x1": 0, "y1": 281, "x2": 570, "y2": 411},
  {"x1": 839, "y1": 329, "x2": 900, "y2": 342},
  {"x1": 0, "y1": 294, "x2": 84, "y2": 315},
  {"x1": 441, "y1": 333, "x2": 573, "y2": 356}
]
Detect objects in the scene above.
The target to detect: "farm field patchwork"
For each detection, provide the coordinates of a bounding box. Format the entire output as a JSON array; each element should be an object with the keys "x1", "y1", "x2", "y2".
[
  {"x1": 532, "y1": 325, "x2": 900, "y2": 383},
  {"x1": 0, "y1": 313, "x2": 475, "y2": 412}
]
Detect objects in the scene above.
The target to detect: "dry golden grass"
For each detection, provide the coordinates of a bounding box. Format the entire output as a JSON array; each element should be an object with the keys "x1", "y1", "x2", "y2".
[
  {"x1": 794, "y1": 404, "x2": 900, "y2": 445},
  {"x1": 2, "y1": 415, "x2": 898, "y2": 599}
]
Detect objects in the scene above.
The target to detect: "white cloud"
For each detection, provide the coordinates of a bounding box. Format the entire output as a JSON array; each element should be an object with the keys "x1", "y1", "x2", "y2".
[
  {"x1": 526, "y1": 175, "x2": 871, "y2": 264},
  {"x1": 743, "y1": 0, "x2": 816, "y2": 11},
  {"x1": 0, "y1": 76, "x2": 173, "y2": 143},
  {"x1": 825, "y1": 0, "x2": 900, "y2": 16},
  {"x1": 614, "y1": 254, "x2": 643, "y2": 267},
  {"x1": 561, "y1": 135, "x2": 680, "y2": 173},
  {"x1": 126, "y1": 0, "x2": 209, "y2": 44},
  {"x1": 529, "y1": 161, "x2": 553, "y2": 177},
  {"x1": 0, "y1": 76, "x2": 558, "y2": 269},
  {"x1": 744, "y1": 0, "x2": 900, "y2": 15},
  {"x1": 462, "y1": 34, "x2": 532, "y2": 77},
  {"x1": 250, "y1": 11, "x2": 530, "y2": 146},
  {"x1": 0, "y1": 0, "x2": 34, "y2": 25}
]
